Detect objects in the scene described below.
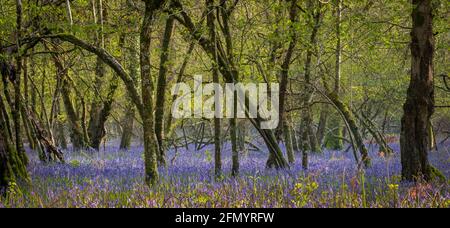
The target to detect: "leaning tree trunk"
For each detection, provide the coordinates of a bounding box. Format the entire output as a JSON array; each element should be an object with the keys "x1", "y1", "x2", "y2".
[
  {"x1": 400, "y1": 0, "x2": 435, "y2": 182},
  {"x1": 329, "y1": 93, "x2": 371, "y2": 167}
]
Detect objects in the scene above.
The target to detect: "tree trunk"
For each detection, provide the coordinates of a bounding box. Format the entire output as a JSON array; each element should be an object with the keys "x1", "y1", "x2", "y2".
[
  {"x1": 327, "y1": 0, "x2": 344, "y2": 151},
  {"x1": 276, "y1": 0, "x2": 299, "y2": 141},
  {"x1": 120, "y1": 102, "x2": 135, "y2": 150},
  {"x1": 301, "y1": 1, "x2": 322, "y2": 163},
  {"x1": 400, "y1": 0, "x2": 435, "y2": 182},
  {"x1": 0, "y1": 103, "x2": 28, "y2": 193},
  {"x1": 12, "y1": 0, "x2": 28, "y2": 166},
  {"x1": 140, "y1": 0, "x2": 165, "y2": 185},
  {"x1": 120, "y1": 34, "x2": 139, "y2": 150},
  {"x1": 316, "y1": 106, "x2": 329, "y2": 146},
  {"x1": 284, "y1": 121, "x2": 295, "y2": 164},
  {"x1": 155, "y1": 14, "x2": 175, "y2": 166},
  {"x1": 206, "y1": 0, "x2": 222, "y2": 178},
  {"x1": 88, "y1": 0, "x2": 118, "y2": 151},
  {"x1": 329, "y1": 93, "x2": 371, "y2": 167},
  {"x1": 56, "y1": 57, "x2": 87, "y2": 151}
]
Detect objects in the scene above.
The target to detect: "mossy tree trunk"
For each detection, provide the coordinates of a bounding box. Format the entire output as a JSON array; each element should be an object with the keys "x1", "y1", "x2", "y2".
[
  {"x1": 140, "y1": 0, "x2": 166, "y2": 185},
  {"x1": 329, "y1": 93, "x2": 371, "y2": 167}
]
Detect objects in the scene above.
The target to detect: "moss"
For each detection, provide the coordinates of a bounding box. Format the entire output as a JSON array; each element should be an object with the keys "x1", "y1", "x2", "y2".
[
  {"x1": 430, "y1": 166, "x2": 446, "y2": 183},
  {"x1": 328, "y1": 93, "x2": 371, "y2": 167}
]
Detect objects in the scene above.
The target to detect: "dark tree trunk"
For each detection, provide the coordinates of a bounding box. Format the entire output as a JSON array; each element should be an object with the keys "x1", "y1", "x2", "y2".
[
  {"x1": 56, "y1": 110, "x2": 68, "y2": 150},
  {"x1": 231, "y1": 116, "x2": 239, "y2": 177},
  {"x1": 400, "y1": 0, "x2": 435, "y2": 182},
  {"x1": 12, "y1": 0, "x2": 28, "y2": 166},
  {"x1": 276, "y1": 0, "x2": 298, "y2": 141},
  {"x1": 206, "y1": 0, "x2": 222, "y2": 178}
]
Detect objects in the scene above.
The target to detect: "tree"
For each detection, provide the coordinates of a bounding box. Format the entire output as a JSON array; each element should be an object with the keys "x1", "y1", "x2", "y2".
[
  {"x1": 400, "y1": 0, "x2": 435, "y2": 181},
  {"x1": 140, "y1": 0, "x2": 167, "y2": 185},
  {"x1": 301, "y1": 0, "x2": 323, "y2": 169},
  {"x1": 206, "y1": 0, "x2": 222, "y2": 178},
  {"x1": 277, "y1": 0, "x2": 299, "y2": 164},
  {"x1": 155, "y1": 11, "x2": 175, "y2": 166}
]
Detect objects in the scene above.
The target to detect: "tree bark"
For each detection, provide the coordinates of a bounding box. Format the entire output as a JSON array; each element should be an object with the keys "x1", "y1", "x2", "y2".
[
  {"x1": 0, "y1": 102, "x2": 28, "y2": 193},
  {"x1": 140, "y1": 0, "x2": 166, "y2": 185},
  {"x1": 326, "y1": 0, "x2": 344, "y2": 151},
  {"x1": 276, "y1": 0, "x2": 298, "y2": 141},
  {"x1": 13, "y1": 0, "x2": 28, "y2": 166},
  {"x1": 206, "y1": 0, "x2": 222, "y2": 178},
  {"x1": 301, "y1": 1, "x2": 322, "y2": 170},
  {"x1": 400, "y1": 0, "x2": 435, "y2": 181},
  {"x1": 155, "y1": 14, "x2": 175, "y2": 166},
  {"x1": 284, "y1": 121, "x2": 295, "y2": 164}
]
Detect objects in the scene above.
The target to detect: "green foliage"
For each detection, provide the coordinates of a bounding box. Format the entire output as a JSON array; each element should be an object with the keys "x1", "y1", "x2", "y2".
[{"x1": 69, "y1": 160, "x2": 81, "y2": 168}]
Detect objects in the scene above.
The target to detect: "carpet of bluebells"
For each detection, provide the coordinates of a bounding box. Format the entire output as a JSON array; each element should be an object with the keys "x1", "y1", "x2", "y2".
[{"x1": 1, "y1": 140, "x2": 449, "y2": 208}]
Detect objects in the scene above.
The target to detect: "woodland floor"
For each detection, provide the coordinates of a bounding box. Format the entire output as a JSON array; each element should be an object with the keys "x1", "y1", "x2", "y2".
[{"x1": 1, "y1": 141, "x2": 449, "y2": 208}]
